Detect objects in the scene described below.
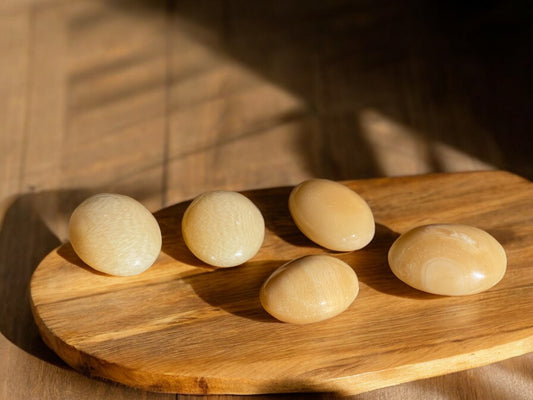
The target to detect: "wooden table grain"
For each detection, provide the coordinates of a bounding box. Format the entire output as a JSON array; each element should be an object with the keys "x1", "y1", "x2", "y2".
[{"x1": 1, "y1": 1, "x2": 532, "y2": 399}]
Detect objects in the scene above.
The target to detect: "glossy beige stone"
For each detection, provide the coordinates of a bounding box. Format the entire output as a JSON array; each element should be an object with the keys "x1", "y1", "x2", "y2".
[
  {"x1": 289, "y1": 179, "x2": 375, "y2": 251},
  {"x1": 260, "y1": 255, "x2": 359, "y2": 324},
  {"x1": 68, "y1": 193, "x2": 162, "y2": 276},
  {"x1": 388, "y1": 224, "x2": 507, "y2": 296},
  {"x1": 182, "y1": 191, "x2": 265, "y2": 267}
]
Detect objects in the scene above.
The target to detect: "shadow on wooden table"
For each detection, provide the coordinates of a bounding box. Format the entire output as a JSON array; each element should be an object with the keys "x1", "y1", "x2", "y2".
[
  {"x1": 107, "y1": 0, "x2": 533, "y2": 180},
  {"x1": 0, "y1": 192, "x2": 75, "y2": 367},
  {"x1": 181, "y1": 0, "x2": 533, "y2": 180}
]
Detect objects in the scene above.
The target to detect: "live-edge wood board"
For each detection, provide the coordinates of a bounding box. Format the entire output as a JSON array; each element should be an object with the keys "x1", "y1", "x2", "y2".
[{"x1": 30, "y1": 171, "x2": 533, "y2": 395}]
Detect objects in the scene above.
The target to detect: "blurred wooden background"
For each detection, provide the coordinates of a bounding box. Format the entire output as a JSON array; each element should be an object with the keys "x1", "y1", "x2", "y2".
[{"x1": 1, "y1": 0, "x2": 532, "y2": 399}]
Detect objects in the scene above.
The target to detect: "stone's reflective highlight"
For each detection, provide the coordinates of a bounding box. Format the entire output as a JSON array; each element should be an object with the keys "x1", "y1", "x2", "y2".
[
  {"x1": 388, "y1": 224, "x2": 507, "y2": 296},
  {"x1": 68, "y1": 193, "x2": 162, "y2": 276},
  {"x1": 289, "y1": 179, "x2": 375, "y2": 251},
  {"x1": 260, "y1": 255, "x2": 359, "y2": 324},
  {"x1": 182, "y1": 191, "x2": 265, "y2": 268}
]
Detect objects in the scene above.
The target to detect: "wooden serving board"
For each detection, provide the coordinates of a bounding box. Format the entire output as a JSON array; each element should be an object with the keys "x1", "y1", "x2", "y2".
[{"x1": 30, "y1": 171, "x2": 533, "y2": 395}]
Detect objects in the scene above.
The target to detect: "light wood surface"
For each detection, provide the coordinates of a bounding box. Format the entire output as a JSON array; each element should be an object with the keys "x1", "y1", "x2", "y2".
[
  {"x1": 31, "y1": 171, "x2": 533, "y2": 395},
  {"x1": 1, "y1": 0, "x2": 532, "y2": 399}
]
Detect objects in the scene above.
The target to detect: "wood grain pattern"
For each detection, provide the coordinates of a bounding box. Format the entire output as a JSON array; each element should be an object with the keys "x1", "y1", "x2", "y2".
[{"x1": 30, "y1": 171, "x2": 533, "y2": 395}]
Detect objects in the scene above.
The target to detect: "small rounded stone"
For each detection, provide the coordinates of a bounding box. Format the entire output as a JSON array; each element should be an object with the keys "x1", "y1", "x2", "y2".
[
  {"x1": 68, "y1": 193, "x2": 162, "y2": 276},
  {"x1": 181, "y1": 191, "x2": 265, "y2": 268},
  {"x1": 289, "y1": 179, "x2": 375, "y2": 251},
  {"x1": 388, "y1": 224, "x2": 507, "y2": 296},
  {"x1": 260, "y1": 255, "x2": 359, "y2": 324}
]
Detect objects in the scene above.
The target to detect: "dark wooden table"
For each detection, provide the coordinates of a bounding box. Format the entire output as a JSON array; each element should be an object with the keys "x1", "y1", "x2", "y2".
[{"x1": 1, "y1": 1, "x2": 532, "y2": 399}]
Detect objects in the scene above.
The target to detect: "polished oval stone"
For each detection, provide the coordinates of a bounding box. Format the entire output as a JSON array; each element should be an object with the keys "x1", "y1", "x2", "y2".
[
  {"x1": 182, "y1": 191, "x2": 265, "y2": 267},
  {"x1": 289, "y1": 179, "x2": 375, "y2": 251},
  {"x1": 388, "y1": 224, "x2": 507, "y2": 296},
  {"x1": 68, "y1": 193, "x2": 162, "y2": 276},
  {"x1": 260, "y1": 254, "x2": 359, "y2": 324}
]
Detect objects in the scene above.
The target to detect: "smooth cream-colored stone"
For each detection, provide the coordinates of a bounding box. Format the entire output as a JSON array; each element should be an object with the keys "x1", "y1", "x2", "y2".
[
  {"x1": 388, "y1": 224, "x2": 507, "y2": 296},
  {"x1": 68, "y1": 193, "x2": 162, "y2": 276},
  {"x1": 260, "y1": 255, "x2": 359, "y2": 324},
  {"x1": 289, "y1": 179, "x2": 375, "y2": 251},
  {"x1": 182, "y1": 191, "x2": 265, "y2": 267}
]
